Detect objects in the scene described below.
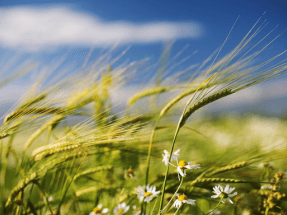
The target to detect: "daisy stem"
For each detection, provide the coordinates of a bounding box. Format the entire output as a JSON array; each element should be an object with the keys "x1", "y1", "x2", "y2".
[
  {"x1": 158, "y1": 86, "x2": 196, "y2": 214},
  {"x1": 144, "y1": 118, "x2": 160, "y2": 215},
  {"x1": 145, "y1": 118, "x2": 160, "y2": 187},
  {"x1": 174, "y1": 204, "x2": 182, "y2": 215},
  {"x1": 151, "y1": 196, "x2": 159, "y2": 215},
  {"x1": 206, "y1": 197, "x2": 224, "y2": 215},
  {"x1": 161, "y1": 177, "x2": 184, "y2": 213},
  {"x1": 158, "y1": 121, "x2": 182, "y2": 214},
  {"x1": 265, "y1": 206, "x2": 269, "y2": 215}
]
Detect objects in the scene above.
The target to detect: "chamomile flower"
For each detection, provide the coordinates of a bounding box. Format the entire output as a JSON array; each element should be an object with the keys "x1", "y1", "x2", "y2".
[
  {"x1": 113, "y1": 202, "x2": 129, "y2": 215},
  {"x1": 260, "y1": 184, "x2": 273, "y2": 190},
  {"x1": 135, "y1": 185, "x2": 160, "y2": 203},
  {"x1": 90, "y1": 204, "x2": 109, "y2": 215},
  {"x1": 124, "y1": 167, "x2": 137, "y2": 179},
  {"x1": 176, "y1": 160, "x2": 200, "y2": 180},
  {"x1": 162, "y1": 149, "x2": 180, "y2": 166},
  {"x1": 211, "y1": 185, "x2": 237, "y2": 204},
  {"x1": 209, "y1": 209, "x2": 221, "y2": 214},
  {"x1": 133, "y1": 206, "x2": 147, "y2": 215},
  {"x1": 173, "y1": 193, "x2": 196, "y2": 209}
]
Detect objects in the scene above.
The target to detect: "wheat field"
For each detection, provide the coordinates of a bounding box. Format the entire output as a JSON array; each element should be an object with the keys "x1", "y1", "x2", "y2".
[{"x1": 0, "y1": 16, "x2": 287, "y2": 215}]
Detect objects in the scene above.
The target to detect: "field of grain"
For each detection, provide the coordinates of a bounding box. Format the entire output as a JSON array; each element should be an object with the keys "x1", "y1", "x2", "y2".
[{"x1": 0, "y1": 17, "x2": 287, "y2": 215}]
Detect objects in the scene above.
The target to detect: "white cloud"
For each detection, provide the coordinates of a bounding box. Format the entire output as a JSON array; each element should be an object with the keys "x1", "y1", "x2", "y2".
[{"x1": 0, "y1": 6, "x2": 203, "y2": 51}]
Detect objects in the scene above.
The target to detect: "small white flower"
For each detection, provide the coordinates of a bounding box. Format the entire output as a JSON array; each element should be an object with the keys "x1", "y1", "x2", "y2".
[
  {"x1": 135, "y1": 185, "x2": 160, "y2": 203},
  {"x1": 133, "y1": 206, "x2": 141, "y2": 215},
  {"x1": 90, "y1": 204, "x2": 109, "y2": 215},
  {"x1": 176, "y1": 160, "x2": 200, "y2": 180},
  {"x1": 211, "y1": 185, "x2": 237, "y2": 204},
  {"x1": 162, "y1": 149, "x2": 180, "y2": 166},
  {"x1": 113, "y1": 202, "x2": 129, "y2": 215},
  {"x1": 260, "y1": 184, "x2": 273, "y2": 190},
  {"x1": 209, "y1": 209, "x2": 221, "y2": 214},
  {"x1": 173, "y1": 193, "x2": 196, "y2": 209},
  {"x1": 133, "y1": 205, "x2": 147, "y2": 215},
  {"x1": 48, "y1": 196, "x2": 54, "y2": 201},
  {"x1": 124, "y1": 167, "x2": 136, "y2": 179}
]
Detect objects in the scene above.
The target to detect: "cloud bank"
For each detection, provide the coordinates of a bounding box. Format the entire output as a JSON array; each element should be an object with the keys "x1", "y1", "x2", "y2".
[{"x1": 0, "y1": 6, "x2": 203, "y2": 51}]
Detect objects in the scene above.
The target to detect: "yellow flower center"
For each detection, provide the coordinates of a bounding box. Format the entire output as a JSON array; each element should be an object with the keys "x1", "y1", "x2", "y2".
[
  {"x1": 118, "y1": 209, "x2": 125, "y2": 214},
  {"x1": 93, "y1": 207, "x2": 102, "y2": 214},
  {"x1": 178, "y1": 195, "x2": 188, "y2": 201},
  {"x1": 136, "y1": 207, "x2": 141, "y2": 211},
  {"x1": 144, "y1": 192, "x2": 153, "y2": 197},
  {"x1": 126, "y1": 169, "x2": 135, "y2": 177},
  {"x1": 219, "y1": 192, "x2": 229, "y2": 199},
  {"x1": 178, "y1": 160, "x2": 188, "y2": 168}
]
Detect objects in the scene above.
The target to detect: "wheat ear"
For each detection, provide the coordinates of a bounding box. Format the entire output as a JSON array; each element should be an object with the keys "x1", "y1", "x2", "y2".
[
  {"x1": 24, "y1": 115, "x2": 64, "y2": 150},
  {"x1": 128, "y1": 86, "x2": 175, "y2": 107},
  {"x1": 0, "y1": 132, "x2": 9, "y2": 139},
  {"x1": 5, "y1": 173, "x2": 38, "y2": 207},
  {"x1": 4, "y1": 107, "x2": 66, "y2": 123},
  {"x1": 159, "y1": 82, "x2": 219, "y2": 118},
  {"x1": 206, "y1": 161, "x2": 248, "y2": 177},
  {"x1": 74, "y1": 165, "x2": 113, "y2": 180},
  {"x1": 180, "y1": 89, "x2": 233, "y2": 127},
  {"x1": 190, "y1": 178, "x2": 244, "y2": 186}
]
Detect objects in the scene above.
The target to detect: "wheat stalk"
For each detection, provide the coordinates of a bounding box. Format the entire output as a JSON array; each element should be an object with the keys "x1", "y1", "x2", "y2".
[
  {"x1": 74, "y1": 165, "x2": 113, "y2": 180},
  {"x1": 5, "y1": 173, "x2": 38, "y2": 207},
  {"x1": 4, "y1": 107, "x2": 66, "y2": 123},
  {"x1": 206, "y1": 161, "x2": 248, "y2": 177},
  {"x1": 128, "y1": 86, "x2": 176, "y2": 107},
  {"x1": 190, "y1": 178, "x2": 244, "y2": 186}
]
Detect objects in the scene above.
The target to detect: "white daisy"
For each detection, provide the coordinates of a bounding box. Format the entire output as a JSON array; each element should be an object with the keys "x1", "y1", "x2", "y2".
[
  {"x1": 211, "y1": 185, "x2": 237, "y2": 204},
  {"x1": 176, "y1": 160, "x2": 200, "y2": 180},
  {"x1": 173, "y1": 193, "x2": 196, "y2": 209},
  {"x1": 135, "y1": 185, "x2": 160, "y2": 203},
  {"x1": 260, "y1": 184, "x2": 273, "y2": 190},
  {"x1": 124, "y1": 167, "x2": 136, "y2": 179},
  {"x1": 209, "y1": 209, "x2": 221, "y2": 214},
  {"x1": 133, "y1": 206, "x2": 141, "y2": 215},
  {"x1": 113, "y1": 202, "x2": 129, "y2": 215},
  {"x1": 162, "y1": 149, "x2": 180, "y2": 166},
  {"x1": 133, "y1": 205, "x2": 147, "y2": 215},
  {"x1": 90, "y1": 203, "x2": 109, "y2": 215}
]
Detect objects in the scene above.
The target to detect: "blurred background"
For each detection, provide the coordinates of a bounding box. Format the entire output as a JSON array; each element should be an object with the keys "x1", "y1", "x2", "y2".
[{"x1": 0, "y1": 0, "x2": 287, "y2": 118}]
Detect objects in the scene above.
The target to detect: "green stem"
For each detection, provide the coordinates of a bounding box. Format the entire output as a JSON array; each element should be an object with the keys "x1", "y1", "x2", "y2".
[
  {"x1": 161, "y1": 177, "x2": 183, "y2": 213},
  {"x1": 145, "y1": 118, "x2": 160, "y2": 187},
  {"x1": 265, "y1": 206, "x2": 269, "y2": 215},
  {"x1": 35, "y1": 182, "x2": 54, "y2": 215},
  {"x1": 56, "y1": 174, "x2": 75, "y2": 215},
  {"x1": 151, "y1": 196, "x2": 159, "y2": 215},
  {"x1": 206, "y1": 197, "x2": 223, "y2": 215},
  {"x1": 174, "y1": 204, "x2": 182, "y2": 215},
  {"x1": 158, "y1": 115, "x2": 183, "y2": 214}
]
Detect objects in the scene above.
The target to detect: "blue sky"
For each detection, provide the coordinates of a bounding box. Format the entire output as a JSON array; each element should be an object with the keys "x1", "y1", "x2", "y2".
[
  {"x1": 1, "y1": 0, "x2": 286, "y2": 58},
  {"x1": 0, "y1": 0, "x2": 287, "y2": 116}
]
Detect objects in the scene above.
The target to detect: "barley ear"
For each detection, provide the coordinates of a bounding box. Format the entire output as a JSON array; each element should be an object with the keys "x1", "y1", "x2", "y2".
[{"x1": 180, "y1": 89, "x2": 233, "y2": 127}]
